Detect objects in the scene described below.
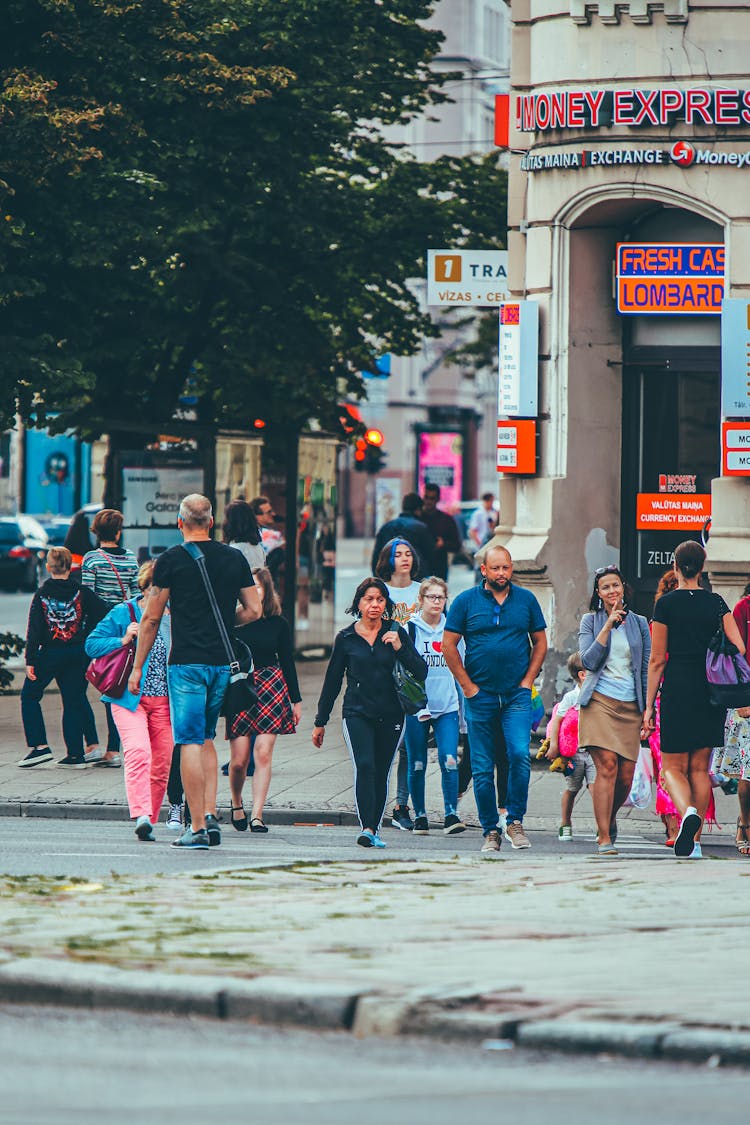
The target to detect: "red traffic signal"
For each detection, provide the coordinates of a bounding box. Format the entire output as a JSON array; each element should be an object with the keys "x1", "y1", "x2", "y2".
[{"x1": 364, "y1": 428, "x2": 384, "y2": 447}]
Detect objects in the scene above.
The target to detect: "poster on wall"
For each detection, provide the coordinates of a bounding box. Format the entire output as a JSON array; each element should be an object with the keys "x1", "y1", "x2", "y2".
[
  {"x1": 417, "y1": 432, "x2": 463, "y2": 507},
  {"x1": 122, "y1": 465, "x2": 204, "y2": 561}
]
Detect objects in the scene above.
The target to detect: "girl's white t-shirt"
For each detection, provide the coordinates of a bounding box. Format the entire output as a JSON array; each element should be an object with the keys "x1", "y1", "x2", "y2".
[{"x1": 386, "y1": 581, "x2": 421, "y2": 626}]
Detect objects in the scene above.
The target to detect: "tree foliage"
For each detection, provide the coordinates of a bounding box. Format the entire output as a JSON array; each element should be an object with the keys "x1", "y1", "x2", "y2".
[{"x1": 0, "y1": 0, "x2": 508, "y2": 443}]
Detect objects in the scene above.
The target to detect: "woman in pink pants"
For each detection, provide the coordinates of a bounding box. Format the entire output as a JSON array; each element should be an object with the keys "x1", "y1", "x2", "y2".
[{"x1": 85, "y1": 561, "x2": 173, "y2": 840}]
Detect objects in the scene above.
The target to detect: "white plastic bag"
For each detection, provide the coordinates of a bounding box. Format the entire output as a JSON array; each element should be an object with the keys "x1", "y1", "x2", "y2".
[{"x1": 624, "y1": 746, "x2": 654, "y2": 809}]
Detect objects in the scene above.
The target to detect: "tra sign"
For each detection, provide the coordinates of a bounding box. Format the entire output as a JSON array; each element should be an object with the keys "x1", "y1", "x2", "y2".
[
  {"x1": 616, "y1": 243, "x2": 724, "y2": 315},
  {"x1": 427, "y1": 249, "x2": 509, "y2": 307}
]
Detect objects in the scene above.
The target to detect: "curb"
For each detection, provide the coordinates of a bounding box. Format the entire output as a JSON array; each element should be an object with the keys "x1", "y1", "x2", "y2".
[
  {"x1": 1, "y1": 957, "x2": 749, "y2": 1067},
  {"x1": 0, "y1": 802, "x2": 360, "y2": 826}
]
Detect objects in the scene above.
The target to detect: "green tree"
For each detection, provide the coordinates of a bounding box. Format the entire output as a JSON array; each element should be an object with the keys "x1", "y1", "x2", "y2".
[{"x1": 0, "y1": 0, "x2": 507, "y2": 448}]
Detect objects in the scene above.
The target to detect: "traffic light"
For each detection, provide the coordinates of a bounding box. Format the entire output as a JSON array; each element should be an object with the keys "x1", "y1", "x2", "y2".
[{"x1": 354, "y1": 428, "x2": 387, "y2": 474}]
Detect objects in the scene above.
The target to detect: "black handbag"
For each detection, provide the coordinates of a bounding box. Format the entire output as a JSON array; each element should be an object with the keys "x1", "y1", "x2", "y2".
[
  {"x1": 181, "y1": 542, "x2": 259, "y2": 717},
  {"x1": 391, "y1": 621, "x2": 428, "y2": 715}
]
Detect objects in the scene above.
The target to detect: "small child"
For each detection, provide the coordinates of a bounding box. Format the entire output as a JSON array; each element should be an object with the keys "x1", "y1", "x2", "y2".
[
  {"x1": 545, "y1": 652, "x2": 596, "y2": 842},
  {"x1": 19, "y1": 547, "x2": 107, "y2": 768}
]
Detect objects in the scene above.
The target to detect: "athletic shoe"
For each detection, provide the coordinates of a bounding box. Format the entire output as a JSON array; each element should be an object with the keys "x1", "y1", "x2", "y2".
[
  {"x1": 134, "y1": 815, "x2": 155, "y2": 842},
  {"x1": 597, "y1": 842, "x2": 618, "y2": 857},
  {"x1": 443, "y1": 814, "x2": 466, "y2": 835},
  {"x1": 372, "y1": 834, "x2": 387, "y2": 848},
  {"x1": 413, "y1": 816, "x2": 429, "y2": 835},
  {"x1": 688, "y1": 842, "x2": 703, "y2": 859},
  {"x1": 166, "y1": 804, "x2": 184, "y2": 831},
  {"x1": 17, "y1": 747, "x2": 53, "y2": 768},
  {"x1": 357, "y1": 830, "x2": 375, "y2": 848},
  {"x1": 480, "y1": 829, "x2": 502, "y2": 856},
  {"x1": 674, "y1": 807, "x2": 701, "y2": 858},
  {"x1": 558, "y1": 825, "x2": 573, "y2": 842},
  {"x1": 205, "y1": 813, "x2": 221, "y2": 847},
  {"x1": 84, "y1": 747, "x2": 105, "y2": 764},
  {"x1": 171, "y1": 827, "x2": 209, "y2": 849},
  {"x1": 504, "y1": 822, "x2": 531, "y2": 849},
  {"x1": 57, "y1": 756, "x2": 87, "y2": 769},
  {"x1": 391, "y1": 805, "x2": 414, "y2": 831},
  {"x1": 497, "y1": 811, "x2": 508, "y2": 833}
]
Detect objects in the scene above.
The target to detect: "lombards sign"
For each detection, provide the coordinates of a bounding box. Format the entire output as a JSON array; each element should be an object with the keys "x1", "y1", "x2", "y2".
[{"x1": 516, "y1": 88, "x2": 750, "y2": 132}]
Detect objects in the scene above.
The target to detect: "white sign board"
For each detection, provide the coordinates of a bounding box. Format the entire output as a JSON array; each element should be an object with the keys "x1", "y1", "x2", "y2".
[
  {"x1": 122, "y1": 466, "x2": 205, "y2": 529},
  {"x1": 721, "y1": 298, "x2": 750, "y2": 417},
  {"x1": 497, "y1": 301, "x2": 539, "y2": 417},
  {"x1": 427, "y1": 249, "x2": 509, "y2": 307}
]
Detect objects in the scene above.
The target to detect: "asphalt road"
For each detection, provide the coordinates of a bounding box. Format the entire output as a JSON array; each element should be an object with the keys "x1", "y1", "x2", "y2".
[
  {"x1": 0, "y1": 816, "x2": 709, "y2": 877},
  {"x1": 0, "y1": 1004, "x2": 743, "y2": 1125}
]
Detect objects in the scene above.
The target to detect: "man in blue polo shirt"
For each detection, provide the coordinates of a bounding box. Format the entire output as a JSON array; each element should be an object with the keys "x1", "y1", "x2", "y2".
[{"x1": 443, "y1": 544, "x2": 547, "y2": 854}]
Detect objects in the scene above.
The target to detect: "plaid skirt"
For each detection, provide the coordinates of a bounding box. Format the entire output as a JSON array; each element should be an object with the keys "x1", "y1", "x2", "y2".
[{"x1": 229, "y1": 663, "x2": 295, "y2": 737}]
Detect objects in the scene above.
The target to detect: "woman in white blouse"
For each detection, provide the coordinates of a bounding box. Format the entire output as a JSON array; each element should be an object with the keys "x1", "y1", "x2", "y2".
[{"x1": 578, "y1": 565, "x2": 651, "y2": 856}]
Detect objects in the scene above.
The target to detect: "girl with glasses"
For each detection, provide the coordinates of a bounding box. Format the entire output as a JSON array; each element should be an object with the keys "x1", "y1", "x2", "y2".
[{"x1": 404, "y1": 578, "x2": 466, "y2": 835}]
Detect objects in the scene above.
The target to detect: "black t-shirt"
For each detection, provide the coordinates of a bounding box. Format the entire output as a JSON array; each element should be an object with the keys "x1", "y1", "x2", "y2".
[
  {"x1": 652, "y1": 588, "x2": 729, "y2": 667},
  {"x1": 153, "y1": 539, "x2": 254, "y2": 666}
]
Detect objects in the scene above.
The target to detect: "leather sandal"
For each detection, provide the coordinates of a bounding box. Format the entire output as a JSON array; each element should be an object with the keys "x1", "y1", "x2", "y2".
[
  {"x1": 230, "y1": 804, "x2": 248, "y2": 832},
  {"x1": 250, "y1": 817, "x2": 268, "y2": 833},
  {"x1": 736, "y1": 818, "x2": 750, "y2": 855}
]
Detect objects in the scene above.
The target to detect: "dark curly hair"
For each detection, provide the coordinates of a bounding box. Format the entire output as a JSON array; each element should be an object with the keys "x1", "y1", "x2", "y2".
[{"x1": 346, "y1": 577, "x2": 394, "y2": 619}]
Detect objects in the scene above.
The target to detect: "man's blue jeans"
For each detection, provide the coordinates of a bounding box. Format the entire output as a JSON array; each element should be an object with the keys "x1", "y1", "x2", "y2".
[
  {"x1": 463, "y1": 686, "x2": 532, "y2": 833},
  {"x1": 404, "y1": 710, "x2": 460, "y2": 818}
]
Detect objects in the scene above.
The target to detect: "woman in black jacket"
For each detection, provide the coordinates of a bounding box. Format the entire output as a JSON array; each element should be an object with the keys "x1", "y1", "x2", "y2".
[{"x1": 312, "y1": 577, "x2": 428, "y2": 848}]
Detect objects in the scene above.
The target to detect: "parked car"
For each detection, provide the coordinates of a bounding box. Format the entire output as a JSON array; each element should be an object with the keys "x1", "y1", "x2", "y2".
[
  {"x1": 36, "y1": 515, "x2": 73, "y2": 547},
  {"x1": 0, "y1": 516, "x2": 49, "y2": 591}
]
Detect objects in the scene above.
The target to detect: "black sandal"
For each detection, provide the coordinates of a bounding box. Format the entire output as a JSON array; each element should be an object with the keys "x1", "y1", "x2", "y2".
[
  {"x1": 230, "y1": 804, "x2": 248, "y2": 832},
  {"x1": 250, "y1": 817, "x2": 268, "y2": 833}
]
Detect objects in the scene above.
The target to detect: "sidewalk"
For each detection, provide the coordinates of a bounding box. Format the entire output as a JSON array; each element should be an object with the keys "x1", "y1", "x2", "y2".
[{"x1": 0, "y1": 664, "x2": 742, "y2": 840}]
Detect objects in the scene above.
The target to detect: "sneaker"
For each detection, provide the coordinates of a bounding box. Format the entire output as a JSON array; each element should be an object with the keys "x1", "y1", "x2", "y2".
[
  {"x1": 504, "y1": 822, "x2": 531, "y2": 849},
  {"x1": 372, "y1": 834, "x2": 387, "y2": 848},
  {"x1": 688, "y1": 842, "x2": 703, "y2": 859},
  {"x1": 443, "y1": 814, "x2": 466, "y2": 835},
  {"x1": 166, "y1": 804, "x2": 184, "y2": 831},
  {"x1": 391, "y1": 805, "x2": 414, "y2": 831},
  {"x1": 17, "y1": 747, "x2": 54, "y2": 768},
  {"x1": 597, "y1": 841, "x2": 618, "y2": 857},
  {"x1": 57, "y1": 756, "x2": 87, "y2": 769},
  {"x1": 357, "y1": 830, "x2": 376, "y2": 848},
  {"x1": 134, "y1": 815, "x2": 155, "y2": 842},
  {"x1": 205, "y1": 813, "x2": 221, "y2": 847},
  {"x1": 480, "y1": 829, "x2": 502, "y2": 856},
  {"x1": 171, "y1": 827, "x2": 210, "y2": 849},
  {"x1": 84, "y1": 746, "x2": 105, "y2": 764},
  {"x1": 497, "y1": 811, "x2": 508, "y2": 833},
  {"x1": 674, "y1": 807, "x2": 701, "y2": 858},
  {"x1": 93, "y1": 754, "x2": 122, "y2": 768},
  {"x1": 413, "y1": 816, "x2": 429, "y2": 835},
  {"x1": 558, "y1": 825, "x2": 573, "y2": 842}
]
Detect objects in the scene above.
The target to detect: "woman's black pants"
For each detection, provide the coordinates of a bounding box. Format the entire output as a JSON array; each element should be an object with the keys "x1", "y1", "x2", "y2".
[{"x1": 342, "y1": 714, "x2": 404, "y2": 832}]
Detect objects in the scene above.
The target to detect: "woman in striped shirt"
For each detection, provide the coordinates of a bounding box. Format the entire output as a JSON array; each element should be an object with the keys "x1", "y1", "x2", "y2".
[{"x1": 82, "y1": 509, "x2": 140, "y2": 765}]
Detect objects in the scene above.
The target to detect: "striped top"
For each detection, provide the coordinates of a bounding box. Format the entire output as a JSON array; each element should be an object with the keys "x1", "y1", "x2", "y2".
[{"x1": 81, "y1": 547, "x2": 140, "y2": 608}]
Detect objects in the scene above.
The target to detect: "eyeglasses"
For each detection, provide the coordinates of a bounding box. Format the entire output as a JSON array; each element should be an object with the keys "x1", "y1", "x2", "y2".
[
  {"x1": 423, "y1": 593, "x2": 446, "y2": 601},
  {"x1": 595, "y1": 565, "x2": 620, "y2": 577}
]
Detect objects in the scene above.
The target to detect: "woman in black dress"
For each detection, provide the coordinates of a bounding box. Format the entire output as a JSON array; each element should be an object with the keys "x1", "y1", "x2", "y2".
[
  {"x1": 645, "y1": 541, "x2": 744, "y2": 858},
  {"x1": 227, "y1": 567, "x2": 301, "y2": 832}
]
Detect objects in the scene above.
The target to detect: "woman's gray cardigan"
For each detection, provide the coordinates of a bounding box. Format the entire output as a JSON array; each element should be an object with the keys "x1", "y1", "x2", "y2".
[{"x1": 578, "y1": 609, "x2": 651, "y2": 711}]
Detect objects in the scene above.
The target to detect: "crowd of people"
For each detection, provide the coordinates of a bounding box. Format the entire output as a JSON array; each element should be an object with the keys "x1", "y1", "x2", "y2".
[{"x1": 15, "y1": 484, "x2": 750, "y2": 861}]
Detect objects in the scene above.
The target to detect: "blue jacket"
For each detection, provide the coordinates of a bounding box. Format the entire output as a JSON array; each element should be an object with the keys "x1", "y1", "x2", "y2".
[
  {"x1": 578, "y1": 609, "x2": 651, "y2": 711},
  {"x1": 85, "y1": 598, "x2": 171, "y2": 711}
]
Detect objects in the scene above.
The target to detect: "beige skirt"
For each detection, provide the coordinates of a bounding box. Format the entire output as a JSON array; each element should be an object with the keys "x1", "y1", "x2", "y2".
[{"x1": 578, "y1": 691, "x2": 642, "y2": 762}]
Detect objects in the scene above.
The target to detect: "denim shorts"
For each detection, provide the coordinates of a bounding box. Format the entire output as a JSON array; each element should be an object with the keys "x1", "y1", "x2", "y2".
[{"x1": 168, "y1": 664, "x2": 230, "y2": 746}]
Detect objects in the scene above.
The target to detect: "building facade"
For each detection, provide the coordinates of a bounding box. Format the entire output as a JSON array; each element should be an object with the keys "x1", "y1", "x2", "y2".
[{"x1": 503, "y1": 0, "x2": 750, "y2": 689}]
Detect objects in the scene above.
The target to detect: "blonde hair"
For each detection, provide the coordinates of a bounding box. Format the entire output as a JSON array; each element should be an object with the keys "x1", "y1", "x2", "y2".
[
  {"x1": 47, "y1": 547, "x2": 72, "y2": 576},
  {"x1": 418, "y1": 576, "x2": 448, "y2": 607},
  {"x1": 137, "y1": 560, "x2": 155, "y2": 591}
]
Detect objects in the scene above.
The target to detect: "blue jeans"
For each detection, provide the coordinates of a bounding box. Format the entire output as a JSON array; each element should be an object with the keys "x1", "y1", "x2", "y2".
[
  {"x1": 405, "y1": 710, "x2": 460, "y2": 818},
  {"x1": 463, "y1": 686, "x2": 532, "y2": 833},
  {"x1": 168, "y1": 664, "x2": 230, "y2": 746}
]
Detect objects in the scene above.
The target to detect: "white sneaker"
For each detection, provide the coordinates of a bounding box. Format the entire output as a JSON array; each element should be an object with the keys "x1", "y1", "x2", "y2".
[
  {"x1": 166, "y1": 804, "x2": 184, "y2": 830},
  {"x1": 688, "y1": 842, "x2": 703, "y2": 859},
  {"x1": 84, "y1": 747, "x2": 105, "y2": 764}
]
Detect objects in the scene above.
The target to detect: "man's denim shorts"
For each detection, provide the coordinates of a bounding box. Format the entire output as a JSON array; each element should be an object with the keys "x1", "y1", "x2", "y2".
[{"x1": 168, "y1": 664, "x2": 230, "y2": 746}]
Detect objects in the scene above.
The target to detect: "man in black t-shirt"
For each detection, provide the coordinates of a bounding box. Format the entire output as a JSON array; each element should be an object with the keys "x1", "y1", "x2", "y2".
[{"x1": 129, "y1": 494, "x2": 261, "y2": 850}]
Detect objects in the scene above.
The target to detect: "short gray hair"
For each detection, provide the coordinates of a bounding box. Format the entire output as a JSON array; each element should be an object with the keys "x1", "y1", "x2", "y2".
[{"x1": 179, "y1": 493, "x2": 213, "y2": 528}]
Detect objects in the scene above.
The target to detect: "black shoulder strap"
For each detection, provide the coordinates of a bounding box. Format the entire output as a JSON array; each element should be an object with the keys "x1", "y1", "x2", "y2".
[
  {"x1": 181, "y1": 541, "x2": 238, "y2": 671},
  {"x1": 407, "y1": 619, "x2": 416, "y2": 642}
]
